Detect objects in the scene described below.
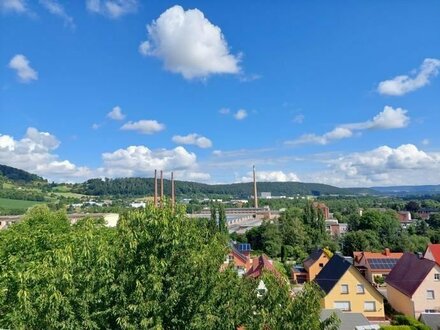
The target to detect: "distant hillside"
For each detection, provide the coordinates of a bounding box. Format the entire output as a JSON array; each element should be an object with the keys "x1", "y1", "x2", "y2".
[
  {"x1": 0, "y1": 164, "x2": 46, "y2": 184},
  {"x1": 75, "y1": 177, "x2": 377, "y2": 198},
  {"x1": 372, "y1": 185, "x2": 440, "y2": 196}
]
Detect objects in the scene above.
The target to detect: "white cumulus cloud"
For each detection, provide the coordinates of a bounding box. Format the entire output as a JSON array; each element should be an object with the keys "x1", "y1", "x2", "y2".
[
  {"x1": 101, "y1": 145, "x2": 197, "y2": 177},
  {"x1": 107, "y1": 106, "x2": 125, "y2": 120},
  {"x1": 378, "y1": 58, "x2": 440, "y2": 96},
  {"x1": 240, "y1": 170, "x2": 300, "y2": 183},
  {"x1": 121, "y1": 120, "x2": 165, "y2": 134},
  {"x1": 172, "y1": 133, "x2": 213, "y2": 148},
  {"x1": 286, "y1": 106, "x2": 409, "y2": 145},
  {"x1": 305, "y1": 144, "x2": 440, "y2": 187},
  {"x1": 8, "y1": 54, "x2": 38, "y2": 83},
  {"x1": 86, "y1": 0, "x2": 137, "y2": 18},
  {"x1": 139, "y1": 5, "x2": 240, "y2": 79},
  {"x1": 0, "y1": 128, "x2": 91, "y2": 181},
  {"x1": 234, "y1": 109, "x2": 248, "y2": 120}
]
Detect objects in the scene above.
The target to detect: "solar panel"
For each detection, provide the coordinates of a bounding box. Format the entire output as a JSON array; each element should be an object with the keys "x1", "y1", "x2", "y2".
[
  {"x1": 368, "y1": 258, "x2": 400, "y2": 270},
  {"x1": 236, "y1": 243, "x2": 251, "y2": 252}
]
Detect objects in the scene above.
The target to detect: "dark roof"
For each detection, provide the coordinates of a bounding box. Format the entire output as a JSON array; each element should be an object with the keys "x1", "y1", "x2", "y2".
[
  {"x1": 385, "y1": 253, "x2": 436, "y2": 297},
  {"x1": 315, "y1": 254, "x2": 351, "y2": 294},
  {"x1": 419, "y1": 313, "x2": 440, "y2": 329},
  {"x1": 320, "y1": 309, "x2": 372, "y2": 330},
  {"x1": 304, "y1": 249, "x2": 324, "y2": 269}
]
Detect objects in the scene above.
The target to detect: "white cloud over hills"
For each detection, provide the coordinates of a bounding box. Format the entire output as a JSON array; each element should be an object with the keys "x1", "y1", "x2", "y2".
[
  {"x1": 378, "y1": 58, "x2": 440, "y2": 96},
  {"x1": 240, "y1": 170, "x2": 300, "y2": 183},
  {"x1": 286, "y1": 106, "x2": 409, "y2": 145},
  {"x1": 139, "y1": 5, "x2": 240, "y2": 79},
  {"x1": 0, "y1": 128, "x2": 90, "y2": 181}
]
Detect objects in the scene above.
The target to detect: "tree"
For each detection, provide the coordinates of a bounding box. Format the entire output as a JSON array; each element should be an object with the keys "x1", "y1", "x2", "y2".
[
  {"x1": 1, "y1": 204, "x2": 336, "y2": 329},
  {"x1": 342, "y1": 230, "x2": 381, "y2": 256},
  {"x1": 405, "y1": 201, "x2": 420, "y2": 213},
  {"x1": 428, "y1": 213, "x2": 440, "y2": 229},
  {"x1": 218, "y1": 203, "x2": 227, "y2": 233}
]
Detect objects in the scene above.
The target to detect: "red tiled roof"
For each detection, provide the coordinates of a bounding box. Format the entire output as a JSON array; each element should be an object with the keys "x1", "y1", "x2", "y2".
[
  {"x1": 246, "y1": 254, "x2": 278, "y2": 278},
  {"x1": 426, "y1": 244, "x2": 440, "y2": 265},
  {"x1": 385, "y1": 253, "x2": 436, "y2": 297},
  {"x1": 353, "y1": 249, "x2": 403, "y2": 266}
]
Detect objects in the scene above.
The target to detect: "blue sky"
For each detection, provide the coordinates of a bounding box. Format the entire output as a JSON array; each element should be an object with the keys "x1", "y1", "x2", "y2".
[{"x1": 1, "y1": 0, "x2": 440, "y2": 187}]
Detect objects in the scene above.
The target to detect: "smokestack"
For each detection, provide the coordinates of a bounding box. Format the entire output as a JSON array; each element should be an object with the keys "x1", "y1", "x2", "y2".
[
  {"x1": 160, "y1": 170, "x2": 164, "y2": 207},
  {"x1": 154, "y1": 169, "x2": 158, "y2": 207},
  {"x1": 171, "y1": 172, "x2": 175, "y2": 209},
  {"x1": 253, "y1": 165, "x2": 258, "y2": 209}
]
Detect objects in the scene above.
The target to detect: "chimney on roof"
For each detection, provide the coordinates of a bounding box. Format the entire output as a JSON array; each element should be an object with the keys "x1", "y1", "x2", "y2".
[
  {"x1": 253, "y1": 165, "x2": 258, "y2": 209},
  {"x1": 384, "y1": 248, "x2": 391, "y2": 256},
  {"x1": 154, "y1": 169, "x2": 158, "y2": 207}
]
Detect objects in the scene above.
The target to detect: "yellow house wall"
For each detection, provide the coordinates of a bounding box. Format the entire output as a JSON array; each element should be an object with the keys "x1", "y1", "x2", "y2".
[
  {"x1": 386, "y1": 284, "x2": 414, "y2": 316},
  {"x1": 307, "y1": 253, "x2": 329, "y2": 281},
  {"x1": 322, "y1": 266, "x2": 385, "y2": 319}
]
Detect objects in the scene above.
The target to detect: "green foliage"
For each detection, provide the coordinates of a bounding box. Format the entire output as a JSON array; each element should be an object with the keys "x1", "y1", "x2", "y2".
[
  {"x1": 77, "y1": 177, "x2": 370, "y2": 198},
  {"x1": 0, "y1": 164, "x2": 45, "y2": 183},
  {"x1": 386, "y1": 315, "x2": 430, "y2": 330},
  {"x1": 0, "y1": 204, "x2": 337, "y2": 329},
  {"x1": 428, "y1": 213, "x2": 440, "y2": 229},
  {"x1": 342, "y1": 230, "x2": 382, "y2": 256}
]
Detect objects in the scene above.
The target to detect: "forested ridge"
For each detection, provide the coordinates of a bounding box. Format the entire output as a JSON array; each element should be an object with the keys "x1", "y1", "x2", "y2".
[{"x1": 74, "y1": 177, "x2": 377, "y2": 198}]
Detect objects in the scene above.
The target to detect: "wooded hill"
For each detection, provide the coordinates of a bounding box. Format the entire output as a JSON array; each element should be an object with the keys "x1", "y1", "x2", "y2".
[
  {"x1": 73, "y1": 177, "x2": 377, "y2": 198},
  {"x1": 0, "y1": 164, "x2": 46, "y2": 184}
]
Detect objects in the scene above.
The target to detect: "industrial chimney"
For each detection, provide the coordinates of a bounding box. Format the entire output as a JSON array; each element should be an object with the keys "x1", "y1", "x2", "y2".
[
  {"x1": 171, "y1": 172, "x2": 175, "y2": 209},
  {"x1": 160, "y1": 170, "x2": 164, "y2": 207},
  {"x1": 154, "y1": 169, "x2": 158, "y2": 207},
  {"x1": 253, "y1": 165, "x2": 258, "y2": 209}
]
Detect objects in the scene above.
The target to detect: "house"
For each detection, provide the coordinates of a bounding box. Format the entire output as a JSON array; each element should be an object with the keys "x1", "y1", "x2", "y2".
[
  {"x1": 353, "y1": 249, "x2": 403, "y2": 284},
  {"x1": 397, "y1": 211, "x2": 413, "y2": 228},
  {"x1": 291, "y1": 249, "x2": 332, "y2": 283},
  {"x1": 386, "y1": 253, "x2": 440, "y2": 318},
  {"x1": 223, "y1": 243, "x2": 253, "y2": 277},
  {"x1": 320, "y1": 309, "x2": 380, "y2": 330},
  {"x1": 325, "y1": 219, "x2": 348, "y2": 237},
  {"x1": 315, "y1": 254, "x2": 385, "y2": 320},
  {"x1": 425, "y1": 244, "x2": 440, "y2": 265},
  {"x1": 419, "y1": 313, "x2": 440, "y2": 330},
  {"x1": 313, "y1": 202, "x2": 330, "y2": 219},
  {"x1": 246, "y1": 254, "x2": 281, "y2": 279}
]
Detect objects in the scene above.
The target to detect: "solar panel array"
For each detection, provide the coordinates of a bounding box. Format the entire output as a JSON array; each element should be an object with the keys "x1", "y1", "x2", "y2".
[
  {"x1": 236, "y1": 243, "x2": 251, "y2": 252},
  {"x1": 368, "y1": 258, "x2": 400, "y2": 270}
]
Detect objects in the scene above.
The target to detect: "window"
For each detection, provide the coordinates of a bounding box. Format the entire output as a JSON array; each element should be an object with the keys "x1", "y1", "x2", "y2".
[
  {"x1": 435, "y1": 273, "x2": 440, "y2": 281},
  {"x1": 341, "y1": 284, "x2": 349, "y2": 294},
  {"x1": 364, "y1": 301, "x2": 376, "y2": 312},
  {"x1": 356, "y1": 284, "x2": 365, "y2": 294},
  {"x1": 427, "y1": 290, "x2": 435, "y2": 300},
  {"x1": 425, "y1": 309, "x2": 437, "y2": 313},
  {"x1": 334, "y1": 301, "x2": 351, "y2": 311}
]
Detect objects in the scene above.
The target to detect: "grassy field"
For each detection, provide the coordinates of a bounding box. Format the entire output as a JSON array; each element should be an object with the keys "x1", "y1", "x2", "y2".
[{"x1": 0, "y1": 197, "x2": 44, "y2": 210}]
